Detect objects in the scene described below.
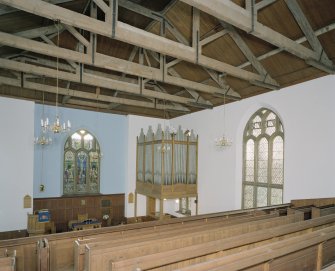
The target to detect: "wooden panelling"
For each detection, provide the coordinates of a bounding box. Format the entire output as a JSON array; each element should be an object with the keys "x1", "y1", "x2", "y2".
[
  {"x1": 0, "y1": 230, "x2": 27, "y2": 241},
  {"x1": 33, "y1": 194, "x2": 125, "y2": 232}
]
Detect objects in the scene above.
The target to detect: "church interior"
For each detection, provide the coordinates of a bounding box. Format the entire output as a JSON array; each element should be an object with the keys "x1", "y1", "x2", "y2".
[{"x1": 0, "y1": 0, "x2": 334, "y2": 270}]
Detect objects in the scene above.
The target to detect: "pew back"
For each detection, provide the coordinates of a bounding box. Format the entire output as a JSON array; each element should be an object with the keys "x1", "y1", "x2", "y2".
[
  {"x1": 174, "y1": 224, "x2": 335, "y2": 271},
  {"x1": 0, "y1": 256, "x2": 15, "y2": 271},
  {"x1": 84, "y1": 212, "x2": 304, "y2": 271}
]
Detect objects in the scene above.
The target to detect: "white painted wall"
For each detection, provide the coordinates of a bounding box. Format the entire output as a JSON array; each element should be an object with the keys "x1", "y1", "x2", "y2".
[
  {"x1": 1, "y1": 75, "x2": 334, "y2": 231},
  {"x1": 0, "y1": 97, "x2": 34, "y2": 232},
  {"x1": 170, "y1": 75, "x2": 335, "y2": 214}
]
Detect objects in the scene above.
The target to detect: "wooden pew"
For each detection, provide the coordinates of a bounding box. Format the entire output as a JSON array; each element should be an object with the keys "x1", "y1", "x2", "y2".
[
  {"x1": 74, "y1": 211, "x2": 280, "y2": 271},
  {"x1": 105, "y1": 213, "x2": 335, "y2": 271},
  {"x1": 37, "y1": 238, "x2": 49, "y2": 271},
  {"x1": 84, "y1": 212, "x2": 304, "y2": 271},
  {"x1": 287, "y1": 205, "x2": 314, "y2": 219},
  {"x1": 172, "y1": 223, "x2": 335, "y2": 271},
  {"x1": 108, "y1": 213, "x2": 335, "y2": 271},
  {"x1": 323, "y1": 263, "x2": 335, "y2": 271},
  {"x1": 291, "y1": 198, "x2": 335, "y2": 208},
  {"x1": 0, "y1": 204, "x2": 289, "y2": 271},
  {"x1": 312, "y1": 205, "x2": 335, "y2": 218},
  {"x1": 0, "y1": 256, "x2": 15, "y2": 271}
]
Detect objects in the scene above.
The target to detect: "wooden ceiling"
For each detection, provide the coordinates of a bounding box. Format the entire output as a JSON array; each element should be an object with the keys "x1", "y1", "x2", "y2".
[{"x1": 0, "y1": 0, "x2": 334, "y2": 118}]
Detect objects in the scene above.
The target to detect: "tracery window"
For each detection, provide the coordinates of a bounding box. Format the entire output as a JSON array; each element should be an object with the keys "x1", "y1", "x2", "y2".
[
  {"x1": 242, "y1": 108, "x2": 284, "y2": 208},
  {"x1": 63, "y1": 129, "x2": 101, "y2": 195}
]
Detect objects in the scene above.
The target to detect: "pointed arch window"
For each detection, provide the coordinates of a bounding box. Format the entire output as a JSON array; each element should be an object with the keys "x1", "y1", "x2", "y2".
[
  {"x1": 242, "y1": 108, "x2": 284, "y2": 209},
  {"x1": 63, "y1": 129, "x2": 101, "y2": 195}
]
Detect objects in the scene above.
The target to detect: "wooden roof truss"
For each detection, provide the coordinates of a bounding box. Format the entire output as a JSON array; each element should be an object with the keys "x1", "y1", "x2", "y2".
[{"x1": 0, "y1": 0, "x2": 333, "y2": 117}]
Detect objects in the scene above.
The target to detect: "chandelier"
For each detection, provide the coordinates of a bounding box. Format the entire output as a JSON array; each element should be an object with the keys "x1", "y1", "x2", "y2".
[
  {"x1": 34, "y1": 92, "x2": 52, "y2": 146},
  {"x1": 35, "y1": 132, "x2": 52, "y2": 146},
  {"x1": 50, "y1": 21, "x2": 71, "y2": 134},
  {"x1": 215, "y1": 134, "x2": 232, "y2": 147},
  {"x1": 215, "y1": 92, "x2": 232, "y2": 148}
]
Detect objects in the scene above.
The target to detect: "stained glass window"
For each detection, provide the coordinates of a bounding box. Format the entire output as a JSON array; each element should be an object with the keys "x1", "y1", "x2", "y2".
[
  {"x1": 242, "y1": 108, "x2": 284, "y2": 209},
  {"x1": 63, "y1": 129, "x2": 101, "y2": 195}
]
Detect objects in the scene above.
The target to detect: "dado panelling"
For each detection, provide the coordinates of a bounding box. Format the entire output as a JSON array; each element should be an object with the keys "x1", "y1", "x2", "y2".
[{"x1": 33, "y1": 194, "x2": 125, "y2": 232}]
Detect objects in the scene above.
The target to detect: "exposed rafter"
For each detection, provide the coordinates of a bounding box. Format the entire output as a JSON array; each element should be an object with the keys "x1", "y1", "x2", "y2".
[
  {"x1": 0, "y1": 0, "x2": 333, "y2": 118},
  {"x1": 119, "y1": 0, "x2": 162, "y2": 22},
  {"x1": 0, "y1": 58, "x2": 199, "y2": 105},
  {"x1": 284, "y1": 0, "x2": 333, "y2": 71},
  {"x1": 39, "y1": 33, "x2": 77, "y2": 69},
  {"x1": 200, "y1": 29, "x2": 228, "y2": 47},
  {"x1": 179, "y1": 0, "x2": 334, "y2": 73},
  {"x1": 0, "y1": 0, "x2": 73, "y2": 15},
  {"x1": 255, "y1": 0, "x2": 277, "y2": 11},
  {"x1": 0, "y1": 25, "x2": 63, "y2": 50},
  {"x1": 102, "y1": 0, "x2": 243, "y2": 96},
  {"x1": 220, "y1": 21, "x2": 279, "y2": 89},
  {"x1": 238, "y1": 22, "x2": 335, "y2": 70},
  {"x1": 61, "y1": 82, "x2": 71, "y2": 104},
  {"x1": 205, "y1": 69, "x2": 241, "y2": 99},
  {"x1": 0, "y1": 31, "x2": 231, "y2": 96},
  {"x1": 118, "y1": 0, "x2": 197, "y2": 110},
  {"x1": 122, "y1": 0, "x2": 241, "y2": 100},
  {"x1": 0, "y1": 75, "x2": 190, "y2": 112},
  {"x1": 0, "y1": 0, "x2": 277, "y2": 87},
  {"x1": 93, "y1": 1, "x2": 235, "y2": 107},
  {"x1": 146, "y1": 49, "x2": 214, "y2": 106},
  {"x1": 153, "y1": 84, "x2": 190, "y2": 113},
  {"x1": 63, "y1": 24, "x2": 90, "y2": 48}
]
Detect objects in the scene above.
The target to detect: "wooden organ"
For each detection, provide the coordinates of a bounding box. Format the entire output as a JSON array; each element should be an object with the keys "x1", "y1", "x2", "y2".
[{"x1": 135, "y1": 125, "x2": 198, "y2": 219}]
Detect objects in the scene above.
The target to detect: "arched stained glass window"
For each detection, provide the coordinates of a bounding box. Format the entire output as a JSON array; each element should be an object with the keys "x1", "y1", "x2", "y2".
[
  {"x1": 242, "y1": 108, "x2": 284, "y2": 208},
  {"x1": 63, "y1": 129, "x2": 101, "y2": 195}
]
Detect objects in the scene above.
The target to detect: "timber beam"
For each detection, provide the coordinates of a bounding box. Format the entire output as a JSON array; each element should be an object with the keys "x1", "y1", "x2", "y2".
[
  {"x1": 0, "y1": 0, "x2": 276, "y2": 87},
  {"x1": 0, "y1": 31, "x2": 231, "y2": 96},
  {"x1": 101, "y1": 0, "x2": 246, "y2": 95},
  {"x1": 220, "y1": 21, "x2": 279, "y2": 88},
  {"x1": 0, "y1": 58, "x2": 214, "y2": 108},
  {"x1": 179, "y1": 0, "x2": 334, "y2": 75},
  {"x1": 0, "y1": 75, "x2": 190, "y2": 112},
  {"x1": 238, "y1": 22, "x2": 335, "y2": 70},
  {"x1": 284, "y1": 0, "x2": 334, "y2": 73}
]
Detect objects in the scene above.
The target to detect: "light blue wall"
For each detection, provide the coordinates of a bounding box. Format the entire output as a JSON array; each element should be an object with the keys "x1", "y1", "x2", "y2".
[{"x1": 34, "y1": 104, "x2": 127, "y2": 198}]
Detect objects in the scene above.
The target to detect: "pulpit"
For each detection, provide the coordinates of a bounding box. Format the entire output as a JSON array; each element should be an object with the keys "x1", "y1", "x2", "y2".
[{"x1": 27, "y1": 211, "x2": 55, "y2": 236}]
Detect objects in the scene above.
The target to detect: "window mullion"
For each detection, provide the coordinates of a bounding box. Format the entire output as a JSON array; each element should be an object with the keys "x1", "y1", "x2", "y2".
[
  {"x1": 268, "y1": 138, "x2": 273, "y2": 206},
  {"x1": 254, "y1": 138, "x2": 259, "y2": 208},
  {"x1": 242, "y1": 138, "x2": 247, "y2": 208}
]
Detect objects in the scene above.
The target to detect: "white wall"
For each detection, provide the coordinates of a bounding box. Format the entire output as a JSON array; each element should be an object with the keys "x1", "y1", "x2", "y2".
[
  {"x1": 0, "y1": 97, "x2": 34, "y2": 232},
  {"x1": 170, "y1": 75, "x2": 335, "y2": 214},
  {"x1": 1, "y1": 75, "x2": 334, "y2": 232}
]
